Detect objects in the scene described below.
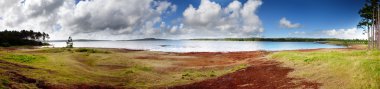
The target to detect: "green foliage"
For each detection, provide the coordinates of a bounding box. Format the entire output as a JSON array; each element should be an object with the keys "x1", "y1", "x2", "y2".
[
  {"x1": 343, "y1": 40, "x2": 349, "y2": 47},
  {"x1": 0, "y1": 30, "x2": 49, "y2": 47},
  {"x1": 0, "y1": 79, "x2": 9, "y2": 86},
  {"x1": 75, "y1": 48, "x2": 110, "y2": 53},
  {"x1": 2, "y1": 54, "x2": 46, "y2": 63},
  {"x1": 0, "y1": 79, "x2": 9, "y2": 89},
  {"x1": 358, "y1": 0, "x2": 379, "y2": 29},
  {"x1": 0, "y1": 43, "x2": 10, "y2": 47}
]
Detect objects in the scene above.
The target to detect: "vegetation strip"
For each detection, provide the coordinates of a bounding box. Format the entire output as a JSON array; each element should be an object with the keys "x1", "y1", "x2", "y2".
[{"x1": 270, "y1": 49, "x2": 380, "y2": 89}]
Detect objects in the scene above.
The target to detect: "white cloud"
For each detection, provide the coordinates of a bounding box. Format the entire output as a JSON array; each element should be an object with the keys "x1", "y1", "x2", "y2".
[
  {"x1": 60, "y1": 0, "x2": 176, "y2": 39},
  {"x1": 279, "y1": 17, "x2": 300, "y2": 29},
  {"x1": 180, "y1": 0, "x2": 264, "y2": 38},
  {"x1": 183, "y1": 0, "x2": 222, "y2": 27},
  {"x1": 0, "y1": 0, "x2": 264, "y2": 40},
  {"x1": 0, "y1": 0, "x2": 66, "y2": 36},
  {"x1": 0, "y1": 0, "x2": 176, "y2": 40},
  {"x1": 322, "y1": 28, "x2": 366, "y2": 39},
  {"x1": 290, "y1": 31, "x2": 306, "y2": 35}
]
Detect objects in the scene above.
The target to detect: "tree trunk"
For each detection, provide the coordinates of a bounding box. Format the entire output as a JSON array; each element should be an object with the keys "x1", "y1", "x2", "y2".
[{"x1": 367, "y1": 26, "x2": 371, "y2": 49}]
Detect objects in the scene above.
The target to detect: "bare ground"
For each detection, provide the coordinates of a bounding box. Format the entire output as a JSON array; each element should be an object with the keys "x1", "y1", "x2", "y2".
[
  {"x1": 0, "y1": 48, "x2": 322, "y2": 89},
  {"x1": 168, "y1": 59, "x2": 321, "y2": 89}
]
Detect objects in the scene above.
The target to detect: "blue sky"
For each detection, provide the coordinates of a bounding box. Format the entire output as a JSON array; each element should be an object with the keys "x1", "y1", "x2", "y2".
[
  {"x1": 258, "y1": 0, "x2": 365, "y2": 38},
  {"x1": 0, "y1": 0, "x2": 367, "y2": 39},
  {"x1": 160, "y1": 0, "x2": 365, "y2": 38}
]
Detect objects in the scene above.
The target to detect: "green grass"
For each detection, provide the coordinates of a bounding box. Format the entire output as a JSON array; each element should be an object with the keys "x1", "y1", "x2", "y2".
[
  {"x1": 229, "y1": 64, "x2": 248, "y2": 72},
  {"x1": 180, "y1": 70, "x2": 217, "y2": 80},
  {"x1": 270, "y1": 50, "x2": 380, "y2": 89},
  {"x1": 0, "y1": 79, "x2": 9, "y2": 89},
  {"x1": 179, "y1": 64, "x2": 248, "y2": 80},
  {"x1": 35, "y1": 48, "x2": 111, "y2": 54},
  {"x1": 124, "y1": 65, "x2": 153, "y2": 74},
  {"x1": 2, "y1": 54, "x2": 46, "y2": 63},
  {"x1": 38, "y1": 48, "x2": 70, "y2": 53}
]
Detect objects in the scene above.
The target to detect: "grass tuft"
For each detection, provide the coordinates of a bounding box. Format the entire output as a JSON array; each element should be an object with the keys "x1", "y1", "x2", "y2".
[
  {"x1": 0, "y1": 79, "x2": 9, "y2": 86},
  {"x1": 2, "y1": 54, "x2": 46, "y2": 63},
  {"x1": 125, "y1": 65, "x2": 153, "y2": 74},
  {"x1": 181, "y1": 70, "x2": 217, "y2": 80},
  {"x1": 229, "y1": 64, "x2": 248, "y2": 72}
]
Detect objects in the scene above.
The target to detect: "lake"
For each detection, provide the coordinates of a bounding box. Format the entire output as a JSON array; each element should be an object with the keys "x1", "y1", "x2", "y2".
[{"x1": 48, "y1": 40, "x2": 345, "y2": 52}]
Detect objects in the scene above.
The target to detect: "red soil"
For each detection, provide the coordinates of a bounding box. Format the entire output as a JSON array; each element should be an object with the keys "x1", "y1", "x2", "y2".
[
  {"x1": 0, "y1": 48, "x2": 321, "y2": 89},
  {"x1": 168, "y1": 52, "x2": 321, "y2": 89}
]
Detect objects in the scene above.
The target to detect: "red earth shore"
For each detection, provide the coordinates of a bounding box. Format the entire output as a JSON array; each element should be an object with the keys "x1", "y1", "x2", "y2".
[
  {"x1": 0, "y1": 47, "x2": 332, "y2": 89},
  {"x1": 167, "y1": 50, "x2": 321, "y2": 89}
]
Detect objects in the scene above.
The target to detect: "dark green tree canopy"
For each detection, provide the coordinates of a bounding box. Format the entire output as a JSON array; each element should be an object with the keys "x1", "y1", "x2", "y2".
[
  {"x1": 0, "y1": 30, "x2": 49, "y2": 47},
  {"x1": 358, "y1": 0, "x2": 380, "y2": 29}
]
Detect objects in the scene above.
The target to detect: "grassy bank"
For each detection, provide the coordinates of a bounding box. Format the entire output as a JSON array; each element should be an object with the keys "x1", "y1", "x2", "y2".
[
  {"x1": 0, "y1": 48, "x2": 248, "y2": 89},
  {"x1": 2, "y1": 46, "x2": 378, "y2": 88},
  {"x1": 269, "y1": 49, "x2": 380, "y2": 89}
]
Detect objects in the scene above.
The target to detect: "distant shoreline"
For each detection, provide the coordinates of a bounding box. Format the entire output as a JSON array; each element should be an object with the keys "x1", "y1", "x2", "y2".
[
  {"x1": 33, "y1": 46, "x2": 354, "y2": 53},
  {"x1": 48, "y1": 37, "x2": 367, "y2": 42}
]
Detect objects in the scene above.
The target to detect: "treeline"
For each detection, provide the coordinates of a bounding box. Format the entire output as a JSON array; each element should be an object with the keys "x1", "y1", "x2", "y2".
[
  {"x1": 192, "y1": 38, "x2": 367, "y2": 42},
  {"x1": 0, "y1": 30, "x2": 49, "y2": 47}
]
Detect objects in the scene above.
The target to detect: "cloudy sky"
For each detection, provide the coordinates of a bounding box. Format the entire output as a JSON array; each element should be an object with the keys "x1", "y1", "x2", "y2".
[{"x1": 0, "y1": 0, "x2": 366, "y2": 40}]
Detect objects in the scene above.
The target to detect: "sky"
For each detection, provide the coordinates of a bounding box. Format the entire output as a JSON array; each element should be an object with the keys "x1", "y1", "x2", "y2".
[{"x1": 0, "y1": 0, "x2": 367, "y2": 40}]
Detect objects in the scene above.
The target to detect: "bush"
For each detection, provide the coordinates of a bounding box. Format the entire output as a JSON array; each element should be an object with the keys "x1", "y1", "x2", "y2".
[
  {"x1": 75, "y1": 48, "x2": 110, "y2": 53},
  {"x1": 75, "y1": 48, "x2": 94, "y2": 53},
  {"x1": 0, "y1": 42, "x2": 10, "y2": 47}
]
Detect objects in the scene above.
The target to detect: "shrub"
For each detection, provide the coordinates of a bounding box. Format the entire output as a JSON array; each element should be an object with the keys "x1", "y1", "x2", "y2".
[
  {"x1": 0, "y1": 42, "x2": 10, "y2": 47},
  {"x1": 75, "y1": 48, "x2": 110, "y2": 53}
]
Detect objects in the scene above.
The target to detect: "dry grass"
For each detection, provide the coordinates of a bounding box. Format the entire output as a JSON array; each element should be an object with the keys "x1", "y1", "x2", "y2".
[
  {"x1": 270, "y1": 49, "x2": 380, "y2": 89},
  {"x1": 0, "y1": 48, "x2": 249, "y2": 89}
]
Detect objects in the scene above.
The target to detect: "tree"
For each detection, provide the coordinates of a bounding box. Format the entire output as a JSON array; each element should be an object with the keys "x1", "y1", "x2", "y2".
[
  {"x1": 358, "y1": 0, "x2": 380, "y2": 49},
  {"x1": 41, "y1": 32, "x2": 49, "y2": 43},
  {"x1": 66, "y1": 36, "x2": 73, "y2": 48},
  {"x1": 0, "y1": 30, "x2": 49, "y2": 47}
]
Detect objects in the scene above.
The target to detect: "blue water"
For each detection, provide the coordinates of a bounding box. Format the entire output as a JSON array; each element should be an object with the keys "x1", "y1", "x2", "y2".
[{"x1": 48, "y1": 40, "x2": 345, "y2": 52}]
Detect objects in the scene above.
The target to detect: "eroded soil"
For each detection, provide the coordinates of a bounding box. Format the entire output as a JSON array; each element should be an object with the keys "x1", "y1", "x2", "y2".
[
  {"x1": 168, "y1": 59, "x2": 321, "y2": 89},
  {"x1": 0, "y1": 48, "x2": 321, "y2": 89}
]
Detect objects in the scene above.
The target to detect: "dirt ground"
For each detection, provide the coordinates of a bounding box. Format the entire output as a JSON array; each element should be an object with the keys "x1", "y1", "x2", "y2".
[
  {"x1": 0, "y1": 48, "x2": 321, "y2": 89},
  {"x1": 164, "y1": 51, "x2": 321, "y2": 89},
  {"x1": 168, "y1": 59, "x2": 321, "y2": 89}
]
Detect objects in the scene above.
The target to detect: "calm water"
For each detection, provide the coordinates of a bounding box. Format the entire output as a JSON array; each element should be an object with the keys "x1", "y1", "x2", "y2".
[{"x1": 48, "y1": 40, "x2": 345, "y2": 52}]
